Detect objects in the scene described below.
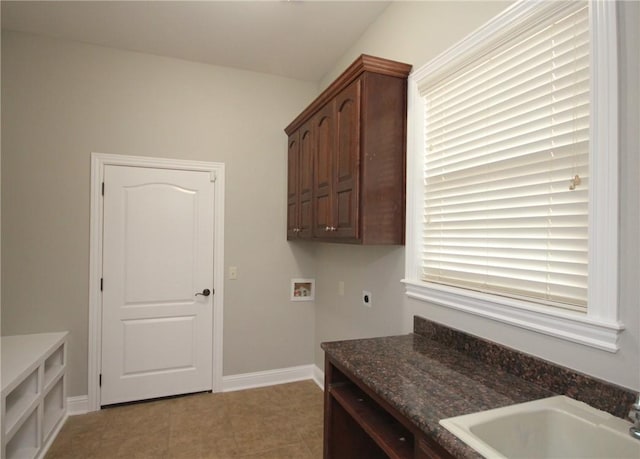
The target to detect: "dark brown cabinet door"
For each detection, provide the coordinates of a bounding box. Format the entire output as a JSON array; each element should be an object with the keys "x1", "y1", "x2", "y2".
[
  {"x1": 298, "y1": 121, "x2": 314, "y2": 239},
  {"x1": 287, "y1": 124, "x2": 314, "y2": 240},
  {"x1": 313, "y1": 81, "x2": 361, "y2": 241},
  {"x1": 333, "y1": 80, "x2": 361, "y2": 240},
  {"x1": 287, "y1": 131, "x2": 300, "y2": 240},
  {"x1": 313, "y1": 101, "x2": 335, "y2": 239}
]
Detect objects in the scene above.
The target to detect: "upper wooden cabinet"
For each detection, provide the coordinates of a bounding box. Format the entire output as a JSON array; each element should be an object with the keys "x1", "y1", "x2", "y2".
[{"x1": 286, "y1": 54, "x2": 411, "y2": 244}]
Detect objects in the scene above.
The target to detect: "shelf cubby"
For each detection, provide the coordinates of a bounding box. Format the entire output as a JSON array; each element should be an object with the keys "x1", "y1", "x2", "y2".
[
  {"x1": 43, "y1": 376, "x2": 65, "y2": 441},
  {"x1": 330, "y1": 383, "x2": 414, "y2": 458},
  {"x1": 2, "y1": 332, "x2": 68, "y2": 459},
  {"x1": 5, "y1": 408, "x2": 38, "y2": 459},
  {"x1": 4, "y1": 369, "x2": 39, "y2": 437},
  {"x1": 43, "y1": 346, "x2": 64, "y2": 390}
]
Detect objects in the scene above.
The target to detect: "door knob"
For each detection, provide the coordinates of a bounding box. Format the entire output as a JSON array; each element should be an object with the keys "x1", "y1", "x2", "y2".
[{"x1": 196, "y1": 289, "x2": 211, "y2": 297}]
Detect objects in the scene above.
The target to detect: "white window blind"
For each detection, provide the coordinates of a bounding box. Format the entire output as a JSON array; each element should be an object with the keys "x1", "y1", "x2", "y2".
[{"x1": 419, "y1": 3, "x2": 589, "y2": 310}]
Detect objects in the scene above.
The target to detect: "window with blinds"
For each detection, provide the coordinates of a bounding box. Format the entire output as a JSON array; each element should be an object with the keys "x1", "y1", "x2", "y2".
[{"x1": 419, "y1": 2, "x2": 589, "y2": 310}]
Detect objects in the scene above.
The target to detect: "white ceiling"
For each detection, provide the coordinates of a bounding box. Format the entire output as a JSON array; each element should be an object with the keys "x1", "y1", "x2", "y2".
[{"x1": 1, "y1": 1, "x2": 391, "y2": 82}]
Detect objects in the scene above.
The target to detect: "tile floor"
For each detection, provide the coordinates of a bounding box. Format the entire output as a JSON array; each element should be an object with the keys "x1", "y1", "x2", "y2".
[{"x1": 45, "y1": 380, "x2": 324, "y2": 459}]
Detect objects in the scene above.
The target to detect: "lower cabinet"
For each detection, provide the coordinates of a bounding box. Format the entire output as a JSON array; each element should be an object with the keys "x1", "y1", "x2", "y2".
[
  {"x1": 1, "y1": 332, "x2": 68, "y2": 459},
  {"x1": 324, "y1": 356, "x2": 453, "y2": 459}
]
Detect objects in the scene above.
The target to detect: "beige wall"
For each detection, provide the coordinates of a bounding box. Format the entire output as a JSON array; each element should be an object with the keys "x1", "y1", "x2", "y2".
[
  {"x1": 0, "y1": 8, "x2": 3, "y2": 342},
  {"x1": 314, "y1": 1, "x2": 640, "y2": 391},
  {"x1": 2, "y1": 1, "x2": 638, "y2": 399},
  {"x1": 1, "y1": 30, "x2": 318, "y2": 396}
]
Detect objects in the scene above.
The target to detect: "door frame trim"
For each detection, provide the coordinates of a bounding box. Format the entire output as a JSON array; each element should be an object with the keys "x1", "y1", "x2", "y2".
[{"x1": 88, "y1": 152, "x2": 225, "y2": 411}]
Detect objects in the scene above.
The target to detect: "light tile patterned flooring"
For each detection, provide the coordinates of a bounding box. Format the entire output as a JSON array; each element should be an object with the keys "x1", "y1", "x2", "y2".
[{"x1": 45, "y1": 380, "x2": 324, "y2": 459}]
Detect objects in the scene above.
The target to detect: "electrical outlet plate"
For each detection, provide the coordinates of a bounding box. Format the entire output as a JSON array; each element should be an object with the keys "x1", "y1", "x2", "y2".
[
  {"x1": 362, "y1": 290, "x2": 372, "y2": 307},
  {"x1": 229, "y1": 266, "x2": 238, "y2": 280}
]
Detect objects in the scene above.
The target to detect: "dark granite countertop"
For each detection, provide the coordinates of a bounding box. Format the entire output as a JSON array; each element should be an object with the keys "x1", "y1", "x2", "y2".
[{"x1": 322, "y1": 333, "x2": 554, "y2": 458}]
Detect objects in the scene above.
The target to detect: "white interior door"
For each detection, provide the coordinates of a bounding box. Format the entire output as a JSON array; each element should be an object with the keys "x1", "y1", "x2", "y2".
[{"x1": 100, "y1": 165, "x2": 215, "y2": 405}]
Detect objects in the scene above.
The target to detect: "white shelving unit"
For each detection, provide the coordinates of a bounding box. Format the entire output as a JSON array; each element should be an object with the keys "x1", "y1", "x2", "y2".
[{"x1": 1, "y1": 332, "x2": 68, "y2": 459}]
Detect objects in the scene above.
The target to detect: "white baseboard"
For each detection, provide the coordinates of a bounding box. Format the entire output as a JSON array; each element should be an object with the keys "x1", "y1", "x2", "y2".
[
  {"x1": 64, "y1": 366, "x2": 321, "y2": 415},
  {"x1": 312, "y1": 365, "x2": 324, "y2": 390},
  {"x1": 222, "y1": 364, "x2": 316, "y2": 392},
  {"x1": 67, "y1": 395, "x2": 90, "y2": 415}
]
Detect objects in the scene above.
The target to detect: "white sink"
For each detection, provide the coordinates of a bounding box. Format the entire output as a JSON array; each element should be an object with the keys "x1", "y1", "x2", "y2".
[{"x1": 440, "y1": 396, "x2": 640, "y2": 458}]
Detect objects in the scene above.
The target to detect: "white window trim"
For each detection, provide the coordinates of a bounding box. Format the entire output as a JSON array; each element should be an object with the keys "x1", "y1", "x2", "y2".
[{"x1": 404, "y1": 0, "x2": 623, "y2": 352}]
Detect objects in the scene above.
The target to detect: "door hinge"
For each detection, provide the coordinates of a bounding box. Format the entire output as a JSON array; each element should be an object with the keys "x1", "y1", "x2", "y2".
[
  {"x1": 99, "y1": 374, "x2": 102, "y2": 387},
  {"x1": 100, "y1": 278, "x2": 103, "y2": 291},
  {"x1": 102, "y1": 182, "x2": 104, "y2": 196}
]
